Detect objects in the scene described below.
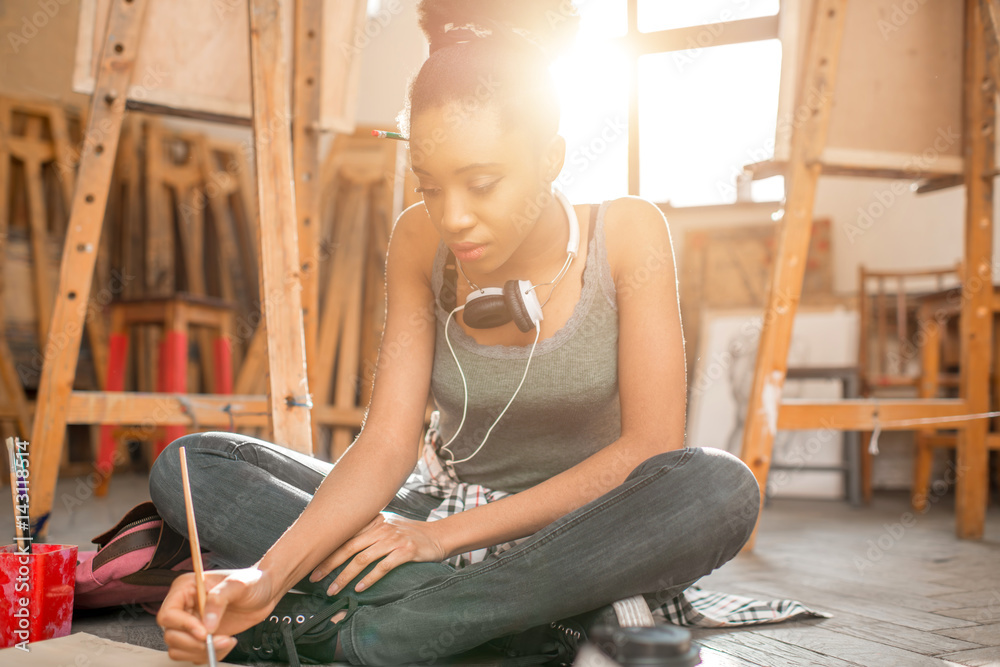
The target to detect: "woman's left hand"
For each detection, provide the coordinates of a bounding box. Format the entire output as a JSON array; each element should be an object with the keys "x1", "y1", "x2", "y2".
[{"x1": 308, "y1": 513, "x2": 448, "y2": 595}]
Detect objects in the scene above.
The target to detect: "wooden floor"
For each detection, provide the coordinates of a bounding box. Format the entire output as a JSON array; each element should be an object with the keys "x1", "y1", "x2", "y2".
[
  {"x1": 691, "y1": 490, "x2": 1000, "y2": 666},
  {"x1": 43, "y1": 472, "x2": 1000, "y2": 666}
]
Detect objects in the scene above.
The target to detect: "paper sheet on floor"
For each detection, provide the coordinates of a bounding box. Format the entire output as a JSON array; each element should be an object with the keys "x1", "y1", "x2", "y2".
[{"x1": 0, "y1": 632, "x2": 241, "y2": 666}]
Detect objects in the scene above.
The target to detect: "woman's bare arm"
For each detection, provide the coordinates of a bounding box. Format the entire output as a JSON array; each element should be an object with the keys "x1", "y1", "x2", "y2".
[{"x1": 256, "y1": 204, "x2": 440, "y2": 598}]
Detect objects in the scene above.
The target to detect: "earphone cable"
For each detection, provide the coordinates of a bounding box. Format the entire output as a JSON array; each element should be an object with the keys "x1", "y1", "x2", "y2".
[
  {"x1": 535, "y1": 253, "x2": 575, "y2": 308},
  {"x1": 439, "y1": 305, "x2": 470, "y2": 459},
  {"x1": 445, "y1": 323, "x2": 542, "y2": 466}
]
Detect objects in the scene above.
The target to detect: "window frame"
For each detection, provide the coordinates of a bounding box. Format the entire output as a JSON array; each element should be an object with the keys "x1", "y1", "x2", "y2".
[{"x1": 613, "y1": 0, "x2": 782, "y2": 198}]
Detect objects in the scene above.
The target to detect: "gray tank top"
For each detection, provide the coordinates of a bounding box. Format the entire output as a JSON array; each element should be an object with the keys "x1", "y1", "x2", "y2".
[{"x1": 429, "y1": 200, "x2": 621, "y2": 493}]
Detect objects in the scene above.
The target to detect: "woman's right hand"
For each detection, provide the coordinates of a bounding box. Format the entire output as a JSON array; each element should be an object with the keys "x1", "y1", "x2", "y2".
[{"x1": 157, "y1": 566, "x2": 281, "y2": 663}]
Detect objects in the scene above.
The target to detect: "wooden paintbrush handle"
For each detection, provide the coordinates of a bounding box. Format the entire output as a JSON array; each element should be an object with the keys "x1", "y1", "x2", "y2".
[{"x1": 178, "y1": 446, "x2": 208, "y2": 619}]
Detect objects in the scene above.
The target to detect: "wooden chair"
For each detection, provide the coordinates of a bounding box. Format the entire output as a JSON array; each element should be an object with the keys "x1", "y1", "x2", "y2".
[
  {"x1": 911, "y1": 291, "x2": 1000, "y2": 511},
  {"x1": 857, "y1": 264, "x2": 962, "y2": 502}
]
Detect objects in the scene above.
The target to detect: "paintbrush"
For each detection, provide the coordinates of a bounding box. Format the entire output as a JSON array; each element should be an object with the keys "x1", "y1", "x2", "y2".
[
  {"x1": 178, "y1": 446, "x2": 218, "y2": 667},
  {"x1": 5, "y1": 437, "x2": 30, "y2": 554}
]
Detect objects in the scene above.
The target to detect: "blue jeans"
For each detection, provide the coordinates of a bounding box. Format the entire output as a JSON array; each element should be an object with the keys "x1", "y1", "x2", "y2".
[{"x1": 148, "y1": 432, "x2": 759, "y2": 665}]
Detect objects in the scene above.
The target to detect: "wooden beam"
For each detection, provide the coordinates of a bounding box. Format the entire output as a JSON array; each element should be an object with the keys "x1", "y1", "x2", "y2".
[
  {"x1": 20, "y1": 117, "x2": 56, "y2": 348},
  {"x1": 738, "y1": 0, "x2": 849, "y2": 551},
  {"x1": 745, "y1": 149, "x2": 965, "y2": 181},
  {"x1": 64, "y1": 391, "x2": 364, "y2": 428},
  {"x1": 331, "y1": 180, "x2": 370, "y2": 460},
  {"x1": 293, "y1": 0, "x2": 324, "y2": 450},
  {"x1": 248, "y1": 0, "x2": 314, "y2": 453},
  {"x1": 124, "y1": 100, "x2": 254, "y2": 126},
  {"x1": 28, "y1": 0, "x2": 148, "y2": 537},
  {"x1": 980, "y1": 0, "x2": 1000, "y2": 93},
  {"x1": 626, "y1": 0, "x2": 639, "y2": 196},
  {"x1": 145, "y1": 121, "x2": 173, "y2": 294},
  {"x1": 778, "y1": 399, "x2": 970, "y2": 431},
  {"x1": 957, "y1": 0, "x2": 993, "y2": 540},
  {"x1": 0, "y1": 99, "x2": 34, "y2": 438},
  {"x1": 611, "y1": 15, "x2": 780, "y2": 56}
]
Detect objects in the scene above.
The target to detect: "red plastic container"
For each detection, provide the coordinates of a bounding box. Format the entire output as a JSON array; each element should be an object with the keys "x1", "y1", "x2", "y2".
[{"x1": 0, "y1": 544, "x2": 77, "y2": 649}]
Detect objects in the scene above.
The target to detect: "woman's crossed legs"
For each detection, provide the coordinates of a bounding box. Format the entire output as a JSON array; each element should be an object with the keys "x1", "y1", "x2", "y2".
[{"x1": 149, "y1": 433, "x2": 759, "y2": 665}]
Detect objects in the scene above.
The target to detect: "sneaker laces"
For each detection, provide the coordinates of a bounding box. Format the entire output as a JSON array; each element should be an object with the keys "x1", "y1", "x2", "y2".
[
  {"x1": 492, "y1": 618, "x2": 589, "y2": 667},
  {"x1": 243, "y1": 595, "x2": 359, "y2": 667}
]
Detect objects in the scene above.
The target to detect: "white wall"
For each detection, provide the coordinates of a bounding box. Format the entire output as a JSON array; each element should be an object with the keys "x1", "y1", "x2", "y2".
[
  {"x1": 819, "y1": 177, "x2": 994, "y2": 294},
  {"x1": 353, "y1": 0, "x2": 427, "y2": 128}
]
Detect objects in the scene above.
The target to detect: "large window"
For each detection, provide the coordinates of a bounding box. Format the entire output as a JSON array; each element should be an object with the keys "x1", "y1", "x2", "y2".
[
  {"x1": 552, "y1": 1, "x2": 784, "y2": 207},
  {"x1": 637, "y1": 0, "x2": 779, "y2": 32}
]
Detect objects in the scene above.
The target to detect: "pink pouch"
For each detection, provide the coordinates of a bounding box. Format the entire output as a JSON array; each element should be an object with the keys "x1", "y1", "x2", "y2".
[{"x1": 74, "y1": 501, "x2": 209, "y2": 612}]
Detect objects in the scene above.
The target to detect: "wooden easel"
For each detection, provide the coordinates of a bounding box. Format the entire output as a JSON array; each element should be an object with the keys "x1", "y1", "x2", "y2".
[
  {"x1": 741, "y1": 0, "x2": 995, "y2": 546},
  {"x1": 26, "y1": 0, "x2": 325, "y2": 537}
]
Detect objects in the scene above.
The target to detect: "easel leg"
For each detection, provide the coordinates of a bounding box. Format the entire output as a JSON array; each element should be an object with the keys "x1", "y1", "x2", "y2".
[
  {"x1": 738, "y1": 0, "x2": 849, "y2": 551},
  {"x1": 27, "y1": 0, "x2": 148, "y2": 538},
  {"x1": 248, "y1": 0, "x2": 314, "y2": 452},
  {"x1": 293, "y1": 0, "x2": 325, "y2": 453},
  {"x1": 957, "y1": 0, "x2": 994, "y2": 539}
]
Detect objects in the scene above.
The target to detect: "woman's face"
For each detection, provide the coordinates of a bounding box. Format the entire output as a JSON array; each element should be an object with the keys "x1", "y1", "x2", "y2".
[{"x1": 408, "y1": 103, "x2": 555, "y2": 276}]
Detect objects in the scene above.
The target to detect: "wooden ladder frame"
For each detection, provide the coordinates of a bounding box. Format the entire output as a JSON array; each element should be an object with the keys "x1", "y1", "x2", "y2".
[
  {"x1": 741, "y1": 0, "x2": 996, "y2": 547},
  {"x1": 27, "y1": 0, "x2": 322, "y2": 537}
]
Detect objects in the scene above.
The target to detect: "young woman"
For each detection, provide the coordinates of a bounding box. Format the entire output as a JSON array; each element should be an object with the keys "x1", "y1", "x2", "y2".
[{"x1": 151, "y1": 1, "x2": 761, "y2": 664}]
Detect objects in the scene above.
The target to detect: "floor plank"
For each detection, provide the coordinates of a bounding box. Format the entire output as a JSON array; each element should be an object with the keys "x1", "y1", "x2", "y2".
[
  {"x1": 933, "y1": 624, "x2": 1000, "y2": 647},
  {"x1": 935, "y1": 646, "x2": 1000, "y2": 666},
  {"x1": 694, "y1": 631, "x2": 860, "y2": 667},
  {"x1": 692, "y1": 599, "x2": 983, "y2": 656},
  {"x1": 714, "y1": 579, "x2": 977, "y2": 632},
  {"x1": 752, "y1": 626, "x2": 971, "y2": 667},
  {"x1": 934, "y1": 607, "x2": 1000, "y2": 623}
]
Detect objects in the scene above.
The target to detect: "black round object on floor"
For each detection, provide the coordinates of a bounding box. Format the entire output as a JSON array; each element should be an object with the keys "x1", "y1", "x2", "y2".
[{"x1": 587, "y1": 624, "x2": 701, "y2": 667}]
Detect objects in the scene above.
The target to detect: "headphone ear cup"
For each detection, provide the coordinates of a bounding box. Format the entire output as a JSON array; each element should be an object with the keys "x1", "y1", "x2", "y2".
[
  {"x1": 463, "y1": 292, "x2": 513, "y2": 329},
  {"x1": 503, "y1": 280, "x2": 538, "y2": 333}
]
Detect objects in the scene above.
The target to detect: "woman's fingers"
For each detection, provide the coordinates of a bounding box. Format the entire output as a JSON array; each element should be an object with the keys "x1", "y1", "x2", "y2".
[
  {"x1": 202, "y1": 568, "x2": 264, "y2": 633},
  {"x1": 311, "y1": 527, "x2": 384, "y2": 584},
  {"x1": 159, "y1": 608, "x2": 208, "y2": 642},
  {"x1": 309, "y1": 546, "x2": 349, "y2": 583},
  {"x1": 309, "y1": 516, "x2": 386, "y2": 583},
  {"x1": 354, "y1": 550, "x2": 408, "y2": 592},
  {"x1": 158, "y1": 576, "x2": 208, "y2": 641},
  {"x1": 164, "y1": 631, "x2": 236, "y2": 664},
  {"x1": 326, "y1": 539, "x2": 396, "y2": 595}
]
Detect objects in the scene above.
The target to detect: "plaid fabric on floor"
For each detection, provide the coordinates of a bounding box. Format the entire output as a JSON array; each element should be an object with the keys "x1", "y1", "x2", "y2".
[
  {"x1": 402, "y1": 416, "x2": 833, "y2": 627},
  {"x1": 655, "y1": 586, "x2": 832, "y2": 627}
]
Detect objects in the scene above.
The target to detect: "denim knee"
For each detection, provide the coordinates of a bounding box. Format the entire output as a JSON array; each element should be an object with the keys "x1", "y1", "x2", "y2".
[
  {"x1": 687, "y1": 447, "x2": 760, "y2": 558},
  {"x1": 630, "y1": 446, "x2": 760, "y2": 561},
  {"x1": 148, "y1": 432, "x2": 219, "y2": 523}
]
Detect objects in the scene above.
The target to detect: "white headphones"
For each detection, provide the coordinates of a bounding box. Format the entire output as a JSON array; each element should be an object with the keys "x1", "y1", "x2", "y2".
[
  {"x1": 458, "y1": 190, "x2": 581, "y2": 332},
  {"x1": 439, "y1": 190, "x2": 581, "y2": 467}
]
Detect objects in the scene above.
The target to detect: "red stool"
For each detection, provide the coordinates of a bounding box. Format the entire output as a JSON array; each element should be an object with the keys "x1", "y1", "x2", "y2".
[{"x1": 97, "y1": 294, "x2": 234, "y2": 495}]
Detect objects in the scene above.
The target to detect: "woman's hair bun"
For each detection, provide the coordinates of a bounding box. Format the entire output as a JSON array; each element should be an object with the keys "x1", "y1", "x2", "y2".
[{"x1": 417, "y1": 0, "x2": 580, "y2": 61}]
